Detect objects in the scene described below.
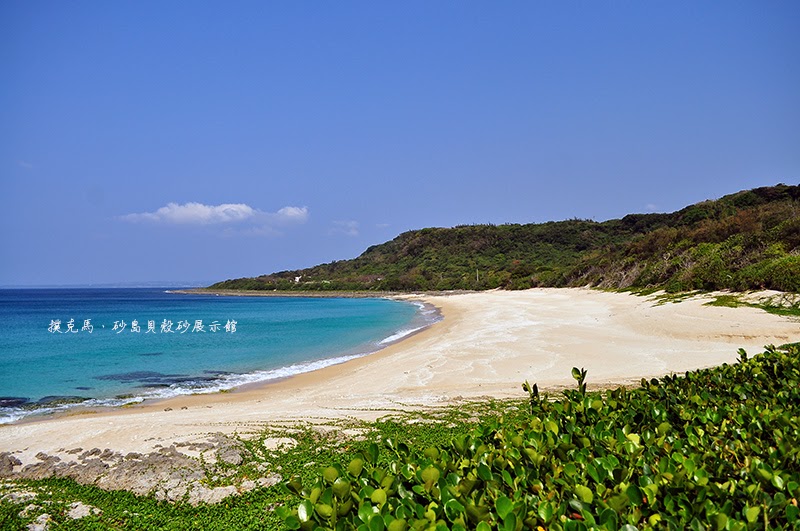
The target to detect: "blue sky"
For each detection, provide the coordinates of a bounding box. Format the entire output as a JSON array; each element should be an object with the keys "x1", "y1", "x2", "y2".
[{"x1": 1, "y1": 1, "x2": 798, "y2": 286}]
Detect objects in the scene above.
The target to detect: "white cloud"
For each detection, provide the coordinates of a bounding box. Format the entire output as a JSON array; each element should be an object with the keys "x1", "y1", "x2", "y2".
[
  {"x1": 645, "y1": 203, "x2": 659, "y2": 212},
  {"x1": 120, "y1": 202, "x2": 309, "y2": 232},
  {"x1": 121, "y1": 202, "x2": 255, "y2": 224},
  {"x1": 330, "y1": 220, "x2": 360, "y2": 237},
  {"x1": 273, "y1": 206, "x2": 309, "y2": 224}
]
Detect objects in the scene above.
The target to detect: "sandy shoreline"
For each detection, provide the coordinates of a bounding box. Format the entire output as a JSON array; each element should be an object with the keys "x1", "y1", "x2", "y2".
[{"x1": 1, "y1": 288, "x2": 797, "y2": 468}]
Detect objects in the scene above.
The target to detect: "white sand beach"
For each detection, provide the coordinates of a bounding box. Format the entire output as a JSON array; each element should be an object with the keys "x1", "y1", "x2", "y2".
[{"x1": 1, "y1": 288, "x2": 797, "y2": 468}]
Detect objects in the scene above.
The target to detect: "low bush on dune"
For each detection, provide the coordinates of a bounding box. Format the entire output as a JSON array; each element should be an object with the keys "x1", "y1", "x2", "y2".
[{"x1": 281, "y1": 343, "x2": 800, "y2": 530}]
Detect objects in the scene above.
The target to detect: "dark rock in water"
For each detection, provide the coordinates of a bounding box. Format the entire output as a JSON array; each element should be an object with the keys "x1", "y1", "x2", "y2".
[
  {"x1": 160, "y1": 375, "x2": 218, "y2": 384},
  {"x1": 74, "y1": 386, "x2": 94, "y2": 391},
  {"x1": 95, "y1": 371, "x2": 188, "y2": 383},
  {"x1": 138, "y1": 352, "x2": 163, "y2": 357},
  {"x1": 34, "y1": 396, "x2": 89, "y2": 406},
  {"x1": 0, "y1": 397, "x2": 30, "y2": 408},
  {"x1": 96, "y1": 371, "x2": 222, "y2": 388},
  {"x1": 96, "y1": 371, "x2": 172, "y2": 381}
]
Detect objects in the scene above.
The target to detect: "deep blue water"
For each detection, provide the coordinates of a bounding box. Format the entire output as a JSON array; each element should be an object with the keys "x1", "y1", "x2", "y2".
[{"x1": 0, "y1": 288, "x2": 435, "y2": 423}]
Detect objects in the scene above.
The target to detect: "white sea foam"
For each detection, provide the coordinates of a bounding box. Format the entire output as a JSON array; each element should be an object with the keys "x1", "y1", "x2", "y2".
[
  {"x1": 136, "y1": 352, "x2": 370, "y2": 402},
  {"x1": 411, "y1": 301, "x2": 439, "y2": 316},
  {"x1": 2, "y1": 351, "x2": 375, "y2": 424},
  {"x1": 378, "y1": 326, "x2": 425, "y2": 345},
  {"x1": 0, "y1": 395, "x2": 146, "y2": 425}
]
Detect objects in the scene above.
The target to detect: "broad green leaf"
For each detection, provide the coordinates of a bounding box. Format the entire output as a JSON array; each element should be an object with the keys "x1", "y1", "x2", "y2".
[
  {"x1": 477, "y1": 464, "x2": 492, "y2": 481},
  {"x1": 323, "y1": 466, "x2": 339, "y2": 483},
  {"x1": 625, "y1": 485, "x2": 643, "y2": 506},
  {"x1": 575, "y1": 485, "x2": 593, "y2": 504},
  {"x1": 787, "y1": 504, "x2": 800, "y2": 523},
  {"x1": 348, "y1": 458, "x2": 364, "y2": 477},
  {"x1": 756, "y1": 467, "x2": 772, "y2": 482},
  {"x1": 297, "y1": 500, "x2": 312, "y2": 523},
  {"x1": 422, "y1": 466, "x2": 440, "y2": 491},
  {"x1": 387, "y1": 518, "x2": 408, "y2": 531},
  {"x1": 496, "y1": 496, "x2": 513, "y2": 520},
  {"x1": 359, "y1": 502, "x2": 377, "y2": 523},
  {"x1": 332, "y1": 478, "x2": 351, "y2": 499},
  {"x1": 371, "y1": 488, "x2": 387, "y2": 507},
  {"x1": 586, "y1": 462, "x2": 601, "y2": 484},
  {"x1": 369, "y1": 513, "x2": 386, "y2": 531},
  {"x1": 315, "y1": 503, "x2": 333, "y2": 518},
  {"x1": 366, "y1": 442, "x2": 379, "y2": 464},
  {"x1": 501, "y1": 512, "x2": 517, "y2": 531},
  {"x1": 423, "y1": 447, "x2": 440, "y2": 459},
  {"x1": 444, "y1": 499, "x2": 465, "y2": 522},
  {"x1": 744, "y1": 505, "x2": 760, "y2": 523},
  {"x1": 538, "y1": 501, "x2": 554, "y2": 523}
]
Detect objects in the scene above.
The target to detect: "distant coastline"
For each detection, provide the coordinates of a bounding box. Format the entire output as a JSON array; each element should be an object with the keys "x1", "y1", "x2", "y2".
[{"x1": 173, "y1": 288, "x2": 478, "y2": 298}]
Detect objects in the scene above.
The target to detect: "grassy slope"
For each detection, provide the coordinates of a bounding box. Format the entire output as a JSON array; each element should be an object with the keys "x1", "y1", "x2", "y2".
[{"x1": 210, "y1": 184, "x2": 800, "y2": 293}]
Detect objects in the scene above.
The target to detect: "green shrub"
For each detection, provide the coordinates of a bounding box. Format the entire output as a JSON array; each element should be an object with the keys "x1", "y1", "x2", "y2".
[{"x1": 282, "y1": 344, "x2": 800, "y2": 530}]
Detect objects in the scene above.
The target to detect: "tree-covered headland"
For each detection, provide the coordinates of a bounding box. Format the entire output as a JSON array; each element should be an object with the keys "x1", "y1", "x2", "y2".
[{"x1": 211, "y1": 184, "x2": 800, "y2": 294}]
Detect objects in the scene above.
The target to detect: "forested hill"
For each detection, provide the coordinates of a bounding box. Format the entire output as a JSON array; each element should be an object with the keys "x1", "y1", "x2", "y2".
[{"x1": 211, "y1": 184, "x2": 800, "y2": 293}]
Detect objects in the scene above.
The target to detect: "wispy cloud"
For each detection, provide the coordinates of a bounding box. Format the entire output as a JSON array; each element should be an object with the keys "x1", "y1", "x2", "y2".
[
  {"x1": 330, "y1": 220, "x2": 360, "y2": 237},
  {"x1": 645, "y1": 203, "x2": 659, "y2": 212},
  {"x1": 18, "y1": 160, "x2": 33, "y2": 169},
  {"x1": 119, "y1": 202, "x2": 309, "y2": 233}
]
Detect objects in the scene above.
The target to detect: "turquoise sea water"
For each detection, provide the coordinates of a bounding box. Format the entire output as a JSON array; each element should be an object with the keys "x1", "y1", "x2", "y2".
[{"x1": 0, "y1": 289, "x2": 436, "y2": 423}]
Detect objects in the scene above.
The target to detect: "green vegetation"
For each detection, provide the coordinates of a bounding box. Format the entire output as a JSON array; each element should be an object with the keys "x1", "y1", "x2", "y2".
[
  {"x1": 0, "y1": 403, "x2": 515, "y2": 530},
  {"x1": 3, "y1": 344, "x2": 800, "y2": 529},
  {"x1": 281, "y1": 344, "x2": 800, "y2": 530},
  {"x1": 705, "y1": 292, "x2": 800, "y2": 317},
  {"x1": 210, "y1": 184, "x2": 800, "y2": 293}
]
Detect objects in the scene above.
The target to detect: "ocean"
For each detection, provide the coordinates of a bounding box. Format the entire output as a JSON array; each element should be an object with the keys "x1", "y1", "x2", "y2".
[{"x1": 0, "y1": 288, "x2": 437, "y2": 423}]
